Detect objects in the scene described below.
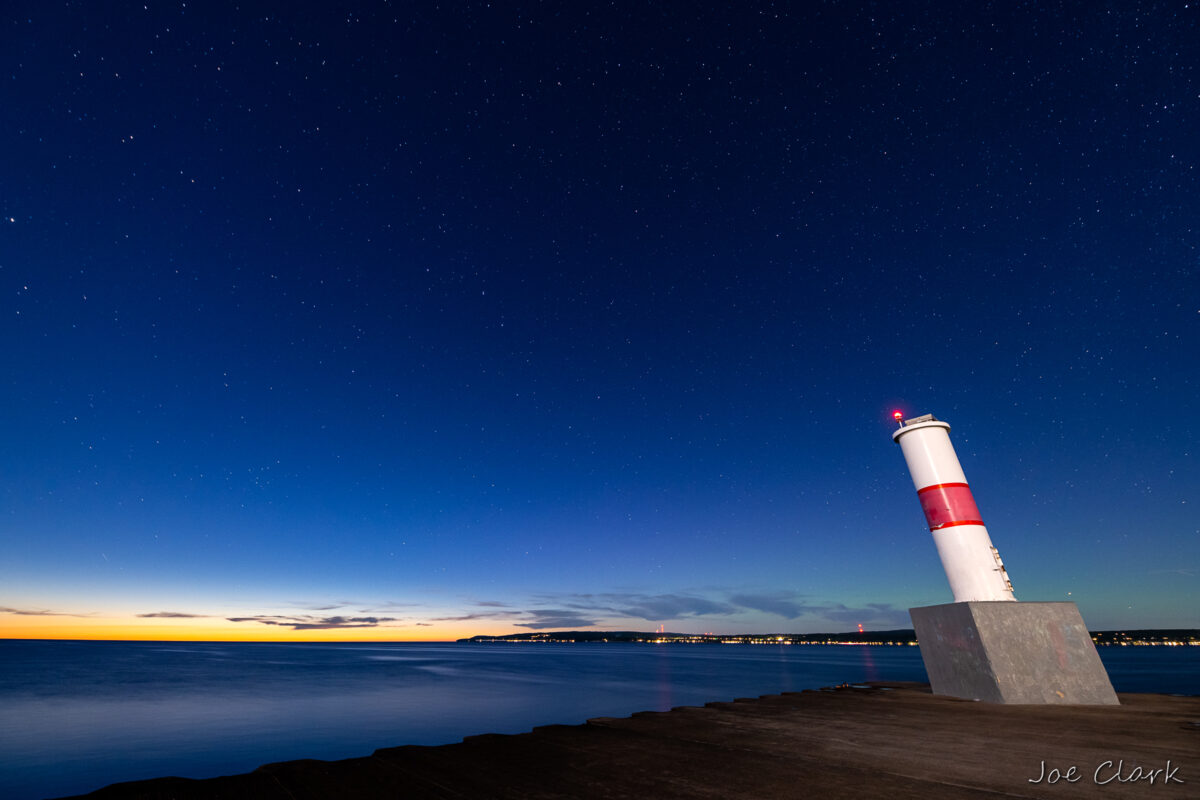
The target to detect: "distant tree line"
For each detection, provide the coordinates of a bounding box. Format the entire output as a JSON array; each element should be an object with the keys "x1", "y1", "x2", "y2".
[{"x1": 458, "y1": 628, "x2": 1199, "y2": 645}]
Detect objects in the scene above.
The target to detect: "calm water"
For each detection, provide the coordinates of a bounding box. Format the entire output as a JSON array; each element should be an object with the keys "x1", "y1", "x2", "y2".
[{"x1": 1, "y1": 640, "x2": 1195, "y2": 800}]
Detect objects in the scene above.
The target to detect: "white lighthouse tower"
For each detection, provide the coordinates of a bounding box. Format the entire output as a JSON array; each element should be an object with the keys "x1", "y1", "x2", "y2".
[
  {"x1": 892, "y1": 411, "x2": 1118, "y2": 705},
  {"x1": 892, "y1": 413, "x2": 1015, "y2": 603}
]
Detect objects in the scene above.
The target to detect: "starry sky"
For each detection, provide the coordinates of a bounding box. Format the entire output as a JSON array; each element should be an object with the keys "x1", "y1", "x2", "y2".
[{"x1": 2, "y1": 1, "x2": 1197, "y2": 641}]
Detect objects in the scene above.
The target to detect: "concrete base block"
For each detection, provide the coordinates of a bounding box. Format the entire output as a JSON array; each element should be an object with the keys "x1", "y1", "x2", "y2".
[{"x1": 909, "y1": 601, "x2": 1119, "y2": 705}]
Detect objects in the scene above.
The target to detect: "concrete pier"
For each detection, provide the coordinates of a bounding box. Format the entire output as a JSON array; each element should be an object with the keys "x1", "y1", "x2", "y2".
[
  {"x1": 911, "y1": 601, "x2": 1120, "y2": 704},
  {"x1": 65, "y1": 683, "x2": 1196, "y2": 799}
]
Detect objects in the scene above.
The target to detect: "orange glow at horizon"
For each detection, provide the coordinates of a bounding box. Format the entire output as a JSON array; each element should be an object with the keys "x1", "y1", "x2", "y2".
[{"x1": 0, "y1": 612, "x2": 513, "y2": 643}]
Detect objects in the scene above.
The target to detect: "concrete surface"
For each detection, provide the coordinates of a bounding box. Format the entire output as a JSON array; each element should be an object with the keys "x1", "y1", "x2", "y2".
[
  {"x1": 62, "y1": 682, "x2": 1196, "y2": 799},
  {"x1": 911, "y1": 601, "x2": 1119, "y2": 704}
]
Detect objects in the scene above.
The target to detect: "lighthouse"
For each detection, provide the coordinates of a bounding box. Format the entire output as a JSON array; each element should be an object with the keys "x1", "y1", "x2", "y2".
[
  {"x1": 892, "y1": 413, "x2": 1015, "y2": 603},
  {"x1": 891, "y1": 411, "x2": 1118, "y2": 705}
]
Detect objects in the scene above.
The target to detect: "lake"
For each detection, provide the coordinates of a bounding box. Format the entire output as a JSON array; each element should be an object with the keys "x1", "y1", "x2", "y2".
[{"x1": 1, "y1": 640, "x2": 1195, "y2": 800}]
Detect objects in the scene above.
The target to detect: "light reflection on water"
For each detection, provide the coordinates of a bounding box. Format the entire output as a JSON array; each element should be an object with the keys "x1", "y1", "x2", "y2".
[
  {"x1": 859, "y1": 644, "x2": 879, "y2": 682},
  {"x1": 1, "y1": 641, "x2": 1194, "y2": 800}
]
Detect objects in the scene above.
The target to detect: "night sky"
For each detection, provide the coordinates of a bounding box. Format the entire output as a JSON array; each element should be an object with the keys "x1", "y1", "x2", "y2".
[{"x1": 3, "y1": 2, "x2": 1196, "y2": 640}]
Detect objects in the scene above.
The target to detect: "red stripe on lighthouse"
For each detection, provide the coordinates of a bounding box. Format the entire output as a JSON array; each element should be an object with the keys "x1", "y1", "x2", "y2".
[{"x1": 916, "y1": 483, "x2": 983, "y2": 531}]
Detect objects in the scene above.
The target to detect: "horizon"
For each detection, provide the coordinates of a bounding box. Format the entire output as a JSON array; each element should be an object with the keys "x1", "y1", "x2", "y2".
[
  {"x1": 5, "y1": 623, "x2": 1196, "y2": 645},
  {"x1": 3, "y1": 3, "x2": 1196, "y2": 642}
]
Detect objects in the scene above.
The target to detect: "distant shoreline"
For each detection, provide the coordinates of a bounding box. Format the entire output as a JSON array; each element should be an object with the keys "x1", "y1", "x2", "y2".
[
  {"x1": 2, "y1": 628, "x2": 1195, "y2": 645},
  {"x1": 458, "y1": 628, "x2": 1200, "y2": 646}
]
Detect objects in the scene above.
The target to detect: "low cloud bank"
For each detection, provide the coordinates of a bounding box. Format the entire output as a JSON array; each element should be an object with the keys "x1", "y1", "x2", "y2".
[
  {"x1": 226, "y1": 615, "x2": 399, "y2": 630},
  {"x1": 0, "y1": 606, "x2": 92, "y2": 617}
]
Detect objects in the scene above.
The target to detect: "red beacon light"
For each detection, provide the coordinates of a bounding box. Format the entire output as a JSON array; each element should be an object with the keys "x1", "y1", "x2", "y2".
[{"x1": 892, "y1": 410, "x2": 904, "y2": 427}]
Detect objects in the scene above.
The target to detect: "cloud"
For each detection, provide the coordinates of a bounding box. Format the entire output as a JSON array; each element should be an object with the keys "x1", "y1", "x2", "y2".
[
  {"x1": 426, "y1": 606, "x2": 596, "y2": 629},
  {"x1": 427, "y1": 611, "x2": 510, "y2": 623},
  {"x1": 287, "y1": 599, "x2": 372, "y2": 611},
  {"x1": 0, "y1": 606, "x2": 92, "y2": 617},
  {"x1": 289, "y1": 617, "x2": 398, "y2": 631},
  {"x1": 517, "y1": 591, "x2": 909, "y2": 629},
  {"x1": 512, "y1": 609, "x2": 599, "y2": 630},
  {"x1": 286, "y1": 599, "x2": 423, "y2": 613},
  {"x1": 729, "y1": 593, "x2": 812, "y2": 619},
  {"x1": 364, "y1": 601, "x2": 423, "y2": 613},
  {"x1": 474, "y1": 600, "x2": 510, "y2": 608},
  {"x1": 556, "y1": 593, "x2": 737, "y2": 621},
  {"x1": 226, "y1": 615, "x2": 399, "y2": 630},
  {"x1": 724, "y1": 594, "x2": 908, "y2": 626},
  {"x1": 615, "y1": 595, "x2": 736, "y2": 619},
  {"x1": 137, "y1": 611, "x2": 207, "y2": 618},
  {"x1": 430, "y1": 591, "x2": 909, "y2": 634}
]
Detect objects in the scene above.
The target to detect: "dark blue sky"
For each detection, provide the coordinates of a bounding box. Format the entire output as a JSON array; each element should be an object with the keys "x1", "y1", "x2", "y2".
[{"x1": 2, "y1": 1, "x2": 1196, "y2": 639}]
